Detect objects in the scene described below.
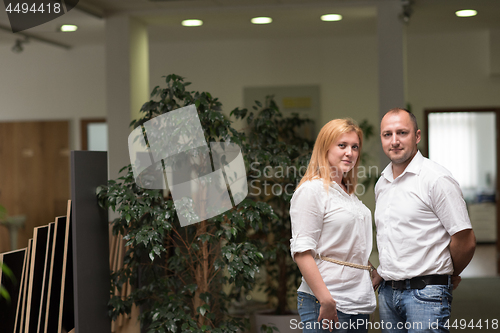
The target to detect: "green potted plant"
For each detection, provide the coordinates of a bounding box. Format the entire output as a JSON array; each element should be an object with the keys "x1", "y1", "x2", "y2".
[
  {"x1": 0, "y1": 204, "x2": 12, "y2": 302},
  {"x1": 97, "y1": 74, "x2": 278, "y2": 332},
  {"x1": 231, "y1": 97, "x2": 314, "y2": 332},
  {"x1": 357, "y1": 119, "x2": 378, "y2": 190},
  {"x1": 0, "y1": 263, "x2": 14, "y2": 302}
]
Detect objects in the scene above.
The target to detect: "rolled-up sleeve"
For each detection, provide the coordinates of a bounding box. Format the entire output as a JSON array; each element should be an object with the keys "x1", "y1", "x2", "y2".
[{"x1": 290, "y1": 181, "x2": 326, "y2": 261}]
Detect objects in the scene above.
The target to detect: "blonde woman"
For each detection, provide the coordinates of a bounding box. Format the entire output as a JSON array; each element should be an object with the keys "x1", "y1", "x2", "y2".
[{"x1": 290, "y1": 118, "x2": 376, "y2": 333}]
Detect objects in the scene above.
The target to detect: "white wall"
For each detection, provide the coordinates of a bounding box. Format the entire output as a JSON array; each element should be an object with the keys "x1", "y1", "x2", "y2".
[
  {"x1": 0, "y1": 43, "x2": 106, "y2": 149},
  {"x1": 149, "y1": 35, "x2": 380, "y2": 208},
  {"x1": 408, "y1": 30, "x2": 500, "y2": 148},
  {"x1": 149, "y1": 36, "x2": 379, "y2": 129}
]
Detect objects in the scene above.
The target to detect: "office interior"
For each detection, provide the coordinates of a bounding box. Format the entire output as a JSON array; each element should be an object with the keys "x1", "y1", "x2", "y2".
[{"x1": 0, "y1": 0, "x2": 499, "y2": 331}]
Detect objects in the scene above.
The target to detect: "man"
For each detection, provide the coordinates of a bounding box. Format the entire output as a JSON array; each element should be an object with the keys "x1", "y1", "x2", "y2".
[{"x1": 371, "y1": 108, "x2": 476, "y2": 333}]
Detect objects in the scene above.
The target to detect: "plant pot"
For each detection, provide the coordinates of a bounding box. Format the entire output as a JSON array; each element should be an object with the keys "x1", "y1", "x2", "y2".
[{"x1": 254, "y1": 310, "x2": 302, "y2": 333}]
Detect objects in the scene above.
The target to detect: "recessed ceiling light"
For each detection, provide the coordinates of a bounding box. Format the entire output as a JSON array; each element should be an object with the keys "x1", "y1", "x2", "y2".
[
  {"x1": 251, "y1": 17, "x2": 272, "y2": 25},
  {"x1": 455, "y1": 9, "x2": 477, "y2": 17},
  {"x1": 60, "y1": 24, "x2": 78, "y2": 32},
  {"x1": 321, "y1": 14, "x2": 343, "y2": 22},
  {"x1": 182, "y1": 19, "x2": 203, "y2": 27}
]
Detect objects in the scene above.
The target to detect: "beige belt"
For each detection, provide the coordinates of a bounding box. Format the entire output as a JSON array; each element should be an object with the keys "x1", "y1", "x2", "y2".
[{"x1": 316, "y1": 254, "x2": 373, "y2": 272}]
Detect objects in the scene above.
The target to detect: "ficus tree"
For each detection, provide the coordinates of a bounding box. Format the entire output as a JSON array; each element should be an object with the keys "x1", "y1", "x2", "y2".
[
  {"x1": 0, "y1": 205, "x2": 12, "y2": 302},
  {"x1": 97, "y1": 74, "x2": 278, "y2": 333},
  {"x1": 231, "y1": 97, "x2": 313, "y2": 316}
]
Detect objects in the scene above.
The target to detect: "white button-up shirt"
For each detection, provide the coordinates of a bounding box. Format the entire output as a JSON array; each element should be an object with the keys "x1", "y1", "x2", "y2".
[
  {"x1": 290, "y1": 178, "x2": 376, "y2": 314},
  {"x1": 375, "y1": 151, "x2": 472, "y2": 281}
]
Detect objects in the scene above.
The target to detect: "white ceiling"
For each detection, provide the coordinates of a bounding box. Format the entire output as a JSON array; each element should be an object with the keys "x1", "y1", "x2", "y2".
[{"x1": 0, "y1": 0, "x2": 499, "y2": 49}]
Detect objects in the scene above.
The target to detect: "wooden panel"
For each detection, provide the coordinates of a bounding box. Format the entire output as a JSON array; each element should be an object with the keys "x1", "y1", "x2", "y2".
[
  {"x1": 16, "y1": 239, "x2": 32, "y2": 333},
  {"x1": 60, "y1": 201, "x2": 75, "y2": 332},
  {"x1": 25, "y1": 225, "x2": 49, "y2": 333},
  {"x1": 0, "y1": 248, "x2": 26, "y2": 333},
  {"x1": 0, "y1": 121, "x2": 70, "y2": 252},
  {"x1": 13, "y1": 244, "x2": 29, "y2": 333},
  {"x1": 44, "y1": 216, "x2": 68, "y2": 333},
  {"x1": 0, "y1": 121, "x2": 18, "y2": 253},
  {"x1": 37, "y1": 222, "x2": 55, "y2": 333}
]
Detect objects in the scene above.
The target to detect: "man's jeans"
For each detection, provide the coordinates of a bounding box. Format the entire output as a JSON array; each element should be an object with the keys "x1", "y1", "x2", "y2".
[
  {"x1": 378, "y1": 280, "x2": 453, "y2": 333},
  {"x1": 297, "y1": 291, "x2": 370, "y2": 333}
]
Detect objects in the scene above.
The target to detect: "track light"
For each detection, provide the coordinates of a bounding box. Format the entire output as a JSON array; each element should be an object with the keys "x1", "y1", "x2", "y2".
[
  {"x1": 11, "y1": 37, "x2": 29, "y2": 53},
  {"x1": 400, "y1": 0, "x2": 414, "y2": 24}
]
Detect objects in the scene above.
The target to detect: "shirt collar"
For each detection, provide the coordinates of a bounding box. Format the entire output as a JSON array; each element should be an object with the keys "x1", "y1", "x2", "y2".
[
  {"x1": 330, "y1": 181, "x2": 352, "y2": 198},
  {"x1": 381, "y1": 150, "x2": 423, "y2": 182}
]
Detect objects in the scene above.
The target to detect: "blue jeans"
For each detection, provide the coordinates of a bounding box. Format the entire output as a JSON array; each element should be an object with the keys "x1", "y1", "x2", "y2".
[
  {"x1": 378, "y1": 280, "x2": 453, "y2": 333},
  {"x1": 297, "y1": 291, "x2": 370, "y2": 333}
]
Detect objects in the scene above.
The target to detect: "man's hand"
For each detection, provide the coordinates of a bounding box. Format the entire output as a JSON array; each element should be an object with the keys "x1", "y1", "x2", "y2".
[
  {"x1": 372, "y1": 269, "x2": 383, "y2": 291},
  {"x1": 451, "y1": 275, "x2": 462, "y2": 290}
]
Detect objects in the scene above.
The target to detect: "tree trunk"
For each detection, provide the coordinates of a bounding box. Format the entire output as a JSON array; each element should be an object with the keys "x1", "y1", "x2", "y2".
[
  {"x1": 193, "y1": 219, "x2": 209, "y2": 328},
  {"x1": 276, "y1": 249, "x2": 288, "y2": 315}
]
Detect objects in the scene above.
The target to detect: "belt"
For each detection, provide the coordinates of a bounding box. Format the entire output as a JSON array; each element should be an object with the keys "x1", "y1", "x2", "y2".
[
  {"x1": 385, "y1": 274, "x2": 450, "y2": 290},
  {"x1": 316, "y1": 255, "x2": 373, "y2": 272}
]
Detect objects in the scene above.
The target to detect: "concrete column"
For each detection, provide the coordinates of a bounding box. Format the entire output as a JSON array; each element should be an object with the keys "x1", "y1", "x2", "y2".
[
  {"x1": 105, "y1": 15, "x2": 149, "y2": 181},
  {"x1": 489, "y1": 29, "x2": 500, "y2": 76},
  {"x1": 377, "y1": 0, "x2": 406, "y2": 167},
  {"x1": 130, "y1": 19, "x2": 150, "y2": 122}
]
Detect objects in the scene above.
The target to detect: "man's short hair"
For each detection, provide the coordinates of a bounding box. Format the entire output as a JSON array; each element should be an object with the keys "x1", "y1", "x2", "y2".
[{"x1": 386, "y1": 108, "x2": 419, "y2": 133}]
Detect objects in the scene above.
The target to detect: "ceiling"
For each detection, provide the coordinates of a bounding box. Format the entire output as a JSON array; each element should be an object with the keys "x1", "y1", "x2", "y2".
[{"x1": 0, "y1": 0, "x2": 499, "y2": 50}]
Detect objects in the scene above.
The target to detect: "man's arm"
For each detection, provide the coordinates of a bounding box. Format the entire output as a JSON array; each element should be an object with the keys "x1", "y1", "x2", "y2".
[
  {"x1": 449, "y1": 228, "x2": 476, "y2": 289},
  {"x1": 430, "y1": 175, "x2": 475, "y2": 289}
]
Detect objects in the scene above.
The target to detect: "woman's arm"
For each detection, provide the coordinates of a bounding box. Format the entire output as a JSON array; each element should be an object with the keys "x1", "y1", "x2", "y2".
[{"x1": 295, "y1": 251, "x2": 338, "y2": 327}]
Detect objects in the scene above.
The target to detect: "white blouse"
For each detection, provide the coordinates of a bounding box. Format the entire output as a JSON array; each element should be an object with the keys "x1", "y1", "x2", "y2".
[{"x1": 290, "y1": 178, "x2": 376, "y2": 314}]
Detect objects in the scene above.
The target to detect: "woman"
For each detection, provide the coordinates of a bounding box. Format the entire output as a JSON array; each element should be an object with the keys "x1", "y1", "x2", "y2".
[{"x1": 290, "y1": 118, "x2": 376, "y2": 333}]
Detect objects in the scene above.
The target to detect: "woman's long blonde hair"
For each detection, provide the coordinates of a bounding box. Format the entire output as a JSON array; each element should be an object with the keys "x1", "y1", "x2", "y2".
[{"x1": 297, "y1": 118, "x2": 363, "y2": 194}]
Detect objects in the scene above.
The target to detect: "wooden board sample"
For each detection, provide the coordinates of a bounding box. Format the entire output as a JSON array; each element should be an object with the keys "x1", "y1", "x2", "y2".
[
  {"x1": 60, "y1": 200, "x2": 75, "y2": 333},
  {"x1": 37, "y1": 222, "x2": 55, "y2": 333},
  {"x1": 16, "y1": 239, "x2": 32, "y2": 333},
  {"x1": 25, "y1": 225, "x2": 49, "y2": 333},
  {"x1": 0, "y1": 248, "x2": 26, "y2": 333},
  {"x1": 44, "y1": 216, "x2": 67, "y2": 333}
]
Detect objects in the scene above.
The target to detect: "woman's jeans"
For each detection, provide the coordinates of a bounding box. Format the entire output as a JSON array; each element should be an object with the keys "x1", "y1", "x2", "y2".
[
  {"x1": 297, "y1": 291, "x2": 370, "y2": 333},
  {"x1": 378, "y1": 280, "x2": 453, "y2": 333}
]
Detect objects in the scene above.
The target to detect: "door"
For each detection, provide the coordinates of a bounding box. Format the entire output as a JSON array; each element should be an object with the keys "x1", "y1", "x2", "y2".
[{"x1": 425, "y1": 108, "x2": 500, "y2": 276}]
